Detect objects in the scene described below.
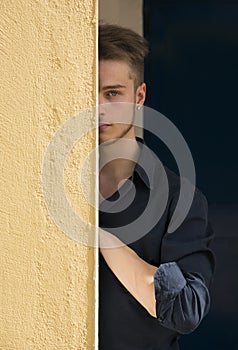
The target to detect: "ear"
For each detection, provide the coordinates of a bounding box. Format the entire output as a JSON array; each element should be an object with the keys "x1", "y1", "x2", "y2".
[{"x1": 136, "y1": 83, "x2": 146, "y2": 106}]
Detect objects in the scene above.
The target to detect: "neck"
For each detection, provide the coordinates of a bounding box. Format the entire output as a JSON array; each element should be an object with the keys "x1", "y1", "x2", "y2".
[
  {"x1": 99, "y1": 136, "x2": 140, "y2": 182},
  {"x1": 99, "y1": 137, "x2": 140, "y2": 201}
]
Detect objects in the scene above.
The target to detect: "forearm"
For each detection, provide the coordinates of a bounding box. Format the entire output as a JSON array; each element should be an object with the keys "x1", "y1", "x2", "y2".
[{"x1": 99, "y1": 228, "x2": 158, "y2": 317}]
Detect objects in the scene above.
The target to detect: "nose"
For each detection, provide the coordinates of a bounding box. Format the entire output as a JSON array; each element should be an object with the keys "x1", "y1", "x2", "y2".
[
  {"x1": 98, "y1": 92, "x2": 107, "y2": 116},
  {"x1": 99, "y1": 91, "x2": 106, "y2": 105}
]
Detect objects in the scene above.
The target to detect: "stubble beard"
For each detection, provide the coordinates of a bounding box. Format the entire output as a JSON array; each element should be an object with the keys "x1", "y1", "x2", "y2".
[{"x1": 99, "y1": 101, "x2": 136, "y2": 146}]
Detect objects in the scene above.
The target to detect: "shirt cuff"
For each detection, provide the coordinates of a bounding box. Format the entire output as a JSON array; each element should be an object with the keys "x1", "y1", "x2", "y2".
[
  {"x1": 154, "y1": 262, "x2": 186, "y2": 302},
  {"x1": 154, "y1": 262, "x2": 187, "y2": 325},
  {"x1": 153, "y1": 262, "x2": 210, "y2": 334}
]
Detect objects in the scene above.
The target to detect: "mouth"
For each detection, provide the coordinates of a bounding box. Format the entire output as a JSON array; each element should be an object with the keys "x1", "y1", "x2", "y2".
[{"x1": 99, "y1": 122, "x2": 112, "y2": 131}]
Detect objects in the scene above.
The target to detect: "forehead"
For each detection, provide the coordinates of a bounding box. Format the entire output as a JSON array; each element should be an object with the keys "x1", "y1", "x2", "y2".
[{"x1": 99, "y1": 60, "x2": 133, "y2": 85}]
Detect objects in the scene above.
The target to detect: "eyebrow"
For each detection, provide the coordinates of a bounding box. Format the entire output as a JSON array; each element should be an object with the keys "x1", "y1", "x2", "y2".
[{"x1": 101, "y1": 84, "x2": 126, "y2": 91}]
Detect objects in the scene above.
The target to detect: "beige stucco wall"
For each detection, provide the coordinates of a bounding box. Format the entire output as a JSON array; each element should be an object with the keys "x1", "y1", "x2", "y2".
[{"x1": 0, "y1": 1, "x2": 97, "y2": 349}]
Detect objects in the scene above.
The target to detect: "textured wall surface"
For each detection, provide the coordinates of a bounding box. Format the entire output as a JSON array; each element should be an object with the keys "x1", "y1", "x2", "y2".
[{"x1": 0, "y1": 1, "x2": 97, "y2": 349}]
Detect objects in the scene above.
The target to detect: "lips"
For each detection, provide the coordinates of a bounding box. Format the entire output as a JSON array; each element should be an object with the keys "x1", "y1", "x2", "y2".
[{"x1": 99, "y1": 122, "x2": 112, "y2": 130}]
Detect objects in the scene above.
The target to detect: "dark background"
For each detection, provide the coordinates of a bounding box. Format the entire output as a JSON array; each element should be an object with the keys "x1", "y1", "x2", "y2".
[{"x1": 143, "y1": 0, "x2": 238, "y2": 349}]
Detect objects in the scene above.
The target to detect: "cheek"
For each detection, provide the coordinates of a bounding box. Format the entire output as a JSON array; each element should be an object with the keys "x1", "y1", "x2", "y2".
[{"x1": 110, "y1": 103, "x2": 135, "y2": 125}]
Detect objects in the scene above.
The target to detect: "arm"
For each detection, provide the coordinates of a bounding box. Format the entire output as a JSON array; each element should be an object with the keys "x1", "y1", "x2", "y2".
[
  {"x1": 100, "y1": 188, "x2": 215, "y2": 334},
  {"x1": 154, "y1": 188, "x2": 215, "y2": 333}
]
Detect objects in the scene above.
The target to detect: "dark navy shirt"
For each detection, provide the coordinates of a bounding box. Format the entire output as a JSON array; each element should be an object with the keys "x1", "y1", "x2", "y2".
[{"x1": 99, "y1": 141, "x2": 215, "y2": 350}]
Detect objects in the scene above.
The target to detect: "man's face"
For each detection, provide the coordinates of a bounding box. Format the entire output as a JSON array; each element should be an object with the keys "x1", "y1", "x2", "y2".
[{"x1": 99, "y1": 60, "x2": 146, "y2": 144}]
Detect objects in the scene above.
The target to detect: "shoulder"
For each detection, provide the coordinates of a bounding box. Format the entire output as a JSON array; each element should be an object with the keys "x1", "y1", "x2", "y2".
[
  {"x1": 160, "y1": 167, "x2": 208, "y2": 229},
  {"x1": 164, "y1": 166, "x2": 207, "y2": 202}
]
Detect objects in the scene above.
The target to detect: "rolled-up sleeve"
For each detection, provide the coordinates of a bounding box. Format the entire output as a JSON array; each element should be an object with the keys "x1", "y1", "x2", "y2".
[
  {"x1": 154, "y1": 262, "x2": 210, "y2": 334},
  {"x1": 153, "y1": 186, "x2": 215, "y2": 334}
]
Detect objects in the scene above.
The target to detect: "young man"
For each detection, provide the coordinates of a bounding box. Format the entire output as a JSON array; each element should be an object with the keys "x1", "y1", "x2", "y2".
[{"x1": 98, "y1": 24, "x2": 214, "y2": 350}]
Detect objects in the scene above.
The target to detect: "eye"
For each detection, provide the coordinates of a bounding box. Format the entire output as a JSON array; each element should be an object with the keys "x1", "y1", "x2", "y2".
[{"x1": 106, "y1": 90, "x2": 120, "y2": 97}]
